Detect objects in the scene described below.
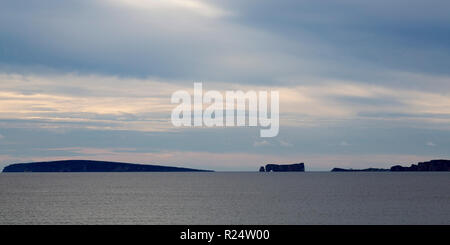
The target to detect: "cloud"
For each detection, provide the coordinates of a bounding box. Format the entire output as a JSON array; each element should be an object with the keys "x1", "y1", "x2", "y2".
[
  {"x1": 109, "y1": 0, "x2": 231, "y2": 18},
  {"x1": 278, "y1": 140, "x2": 293, "y2": 147},
  {"x1": 426, "y1": 142, "x2": 436, "y2": 147},
  {"x1": 1, "y1": 72, "x2": 450, "y2": 133},
  {"x1": 214, "y1": 0, "x2": 450, "y2": 77},
  {"x1": 1, "y1": 0, "x2": 449, "y2": 87},
  {"x1": 253, "y1": 140, "x2": 271, "y2": 147}
]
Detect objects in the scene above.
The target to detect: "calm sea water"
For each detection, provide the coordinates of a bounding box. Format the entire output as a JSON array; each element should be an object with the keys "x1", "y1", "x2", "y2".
[{"x1": 0, "y1": 172, "x2": 449, "y2": 225}]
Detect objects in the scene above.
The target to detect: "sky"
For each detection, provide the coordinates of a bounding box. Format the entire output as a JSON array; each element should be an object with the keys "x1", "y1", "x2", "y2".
[{"x1": 0, "y1": 0, "x2": 449, "y2": 171}]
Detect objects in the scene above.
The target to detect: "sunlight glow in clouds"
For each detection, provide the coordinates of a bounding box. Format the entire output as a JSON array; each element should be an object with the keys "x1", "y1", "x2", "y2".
[
  {"x1": 109, "y1": 0, "x2": 230, "y2": 18},
  {"x1": 1, "y1": 73, "x2": 449, "y2": 132}
]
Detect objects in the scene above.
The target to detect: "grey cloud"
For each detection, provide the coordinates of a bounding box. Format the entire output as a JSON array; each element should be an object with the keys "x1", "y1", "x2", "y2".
[
  {"x1": 215, "y1": 0, "x2": 450, "y2": 74},
  {"x1": 334, "y1": 95, "x2": 403, "y2": 107},
  {"x1": 358, "y1": 112, "x2": 450, "y2": 119},
  {"x1": 1, "y1": 0, "x2": 449, "y2": 89}
]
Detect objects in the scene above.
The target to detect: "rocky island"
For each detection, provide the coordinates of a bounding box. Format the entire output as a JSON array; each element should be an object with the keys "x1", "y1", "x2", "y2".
[
  {"x1": 2, "y1": 160, "x2": 213, "y2": 172},
  {"x1": 259, "y1": 163, "x2": 305, "y2": 172}
]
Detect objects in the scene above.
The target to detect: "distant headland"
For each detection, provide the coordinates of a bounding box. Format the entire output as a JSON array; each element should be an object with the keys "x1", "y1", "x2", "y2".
[
  {"x1": 331, "y1": 159, "x2": 450, "y2": 172},
  {"x1": 258, "y1": 160, "x2": 450, "y2": 172},
  {"x1": 331, "y1": 168, "x2": 389, "y2": 172},
  {"x1": 2, "y1": 160, "x2": 213, "y2": 172}
]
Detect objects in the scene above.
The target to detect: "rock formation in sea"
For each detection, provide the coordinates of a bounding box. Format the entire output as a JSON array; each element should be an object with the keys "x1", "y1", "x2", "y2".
[
  {"x1": 260, "y1": 163, "x2": 305, "y2": 172},
  {"x1": 2, "y1": 160, "x2": 213, "y2": 172}
]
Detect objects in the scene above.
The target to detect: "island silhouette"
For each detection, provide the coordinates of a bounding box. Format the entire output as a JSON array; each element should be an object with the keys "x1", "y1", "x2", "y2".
[
  {"x1": 1, "y1": 159, "x2": 449, "y2": 172},
  {"x1": 2, "y1": 160, "x2": 213, "y2": 172},
  {"x1": 331, "y1": 159, "x2": 450, "y2": 172}
]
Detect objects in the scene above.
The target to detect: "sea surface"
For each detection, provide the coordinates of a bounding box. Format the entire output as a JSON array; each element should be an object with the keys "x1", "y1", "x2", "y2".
[{"x1": 0, "y1": 172, "x2": 449, "y2": 225}]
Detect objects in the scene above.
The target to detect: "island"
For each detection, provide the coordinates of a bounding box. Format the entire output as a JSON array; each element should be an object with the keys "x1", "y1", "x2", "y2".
[
  {"x1": 2, "y1": 160, "x2": 213, "y2": 172},
  {"x1": 259, "y1": 163, "x2": 305, "y2": 172}
]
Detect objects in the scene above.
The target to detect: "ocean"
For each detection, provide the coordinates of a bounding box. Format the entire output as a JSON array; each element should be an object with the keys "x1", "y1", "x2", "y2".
[{"x1": 0, "y1": 172, "x2": 449, "y2": 225}]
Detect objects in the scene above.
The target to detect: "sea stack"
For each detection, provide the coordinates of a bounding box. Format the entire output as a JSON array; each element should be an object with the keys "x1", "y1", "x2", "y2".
[{"x1": 260, "y1": 163, "x2": 305, "y2": 172}]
